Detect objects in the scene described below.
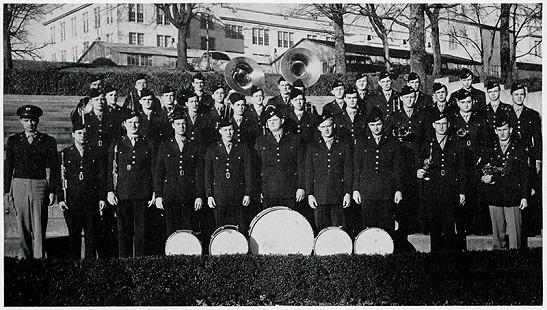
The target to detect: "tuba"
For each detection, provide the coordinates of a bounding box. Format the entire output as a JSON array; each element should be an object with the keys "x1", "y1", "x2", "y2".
[
  {"x1": 280, "y1": 48, "x2": 321, "y2": 88},
  {"x1": 224, "y1": 57, "x2": 265, "y2": 96}
]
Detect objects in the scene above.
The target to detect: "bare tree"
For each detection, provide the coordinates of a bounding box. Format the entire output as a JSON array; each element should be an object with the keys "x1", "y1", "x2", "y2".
[
  {"x1": 294, "y1": 4, "x2": 353, "y2": 74},
  {"x1": 425, "y1": 4, "x2": 458, "y2": 76},
  {"x1": 408, "y1": 4, "x2": 428, "y2": 79},
  {"x1": 499, "y1": 4, "x2": 511, "y2": 85},
  {"x1": 4, "y1": 4, "x2": 48, "y2": 69},
  {"x1": 155, "y1": 3, "x2": 198, "y2": 70}
]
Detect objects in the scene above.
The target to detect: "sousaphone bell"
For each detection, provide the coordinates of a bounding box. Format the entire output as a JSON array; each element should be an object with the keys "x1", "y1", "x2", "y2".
[
  {"x1": 280, "y1": 47, "x2": 321, "y2": 87},
  {"x1": 224, "y1": 57, "x2": 265, "y2": 96}
]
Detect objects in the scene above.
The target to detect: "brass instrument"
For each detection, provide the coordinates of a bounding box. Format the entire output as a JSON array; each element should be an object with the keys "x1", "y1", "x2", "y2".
[
  {"x1": 61, "y1": 151, "x2": 68, "y2": 204},
  {"x1": 482, "y1": 162, "x2": 507, "y2": 177},
  {"x1": 113, "y1": 144, "x2": 118, "y2": 192},
  {"x1": 456, "y1": 128, "x2": 469, "y2": 138},
  {"x1": 422, "y1": 143, "x2": 433, "y2": 181},
  {"x1": 396, "y1": 126, "x2": 412, "y2": 143},
  {"x1": 224, "y1": 57, "x2": 265, "y2": 96},
  {"x1": 280, "y1": 48, "x2": 321, "y2": 88}
]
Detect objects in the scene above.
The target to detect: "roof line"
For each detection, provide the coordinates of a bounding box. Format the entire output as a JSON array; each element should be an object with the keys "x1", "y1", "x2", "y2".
[
  {"x1": 220, "y1": 16, "x2": 332, "y2": 34},
  {"x1": 77, "y1": 40, "x2": 98, "y2": 63},
  {"x1": 43, "y1": 4, "x2": 93, "y2": 26}
]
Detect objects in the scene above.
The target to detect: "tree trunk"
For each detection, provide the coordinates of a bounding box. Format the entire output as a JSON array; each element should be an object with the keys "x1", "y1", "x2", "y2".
[
  {"x1": 426, "y1": 7, "x2": 441, "y2": 76},
  {"x1": 500, "y1": 4, "x2": 511, "y2": 85},
  {"x1": 332, "y1": 13, "x2": 346, "y2": 74},
  {"x1": 4, "y1": 4, "x2": 13, "y2": 69},
  {"x1": 176, "y1": 23, "x2": 190, "y2": 70},
  {"x1": 381, "y1": 34, "x2": 392, "y2": 71},
  {"x1": 409, "y1": 4, "x2": 427, "y2": 79}
]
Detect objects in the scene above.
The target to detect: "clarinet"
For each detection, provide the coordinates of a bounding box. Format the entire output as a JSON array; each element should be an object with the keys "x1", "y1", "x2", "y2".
[
  {"x1": 113, "y1": 144, "x2": 118, "y2": 192},
  {"x1": 61, "y1": 151, "x2": 68, "y2": 204}
]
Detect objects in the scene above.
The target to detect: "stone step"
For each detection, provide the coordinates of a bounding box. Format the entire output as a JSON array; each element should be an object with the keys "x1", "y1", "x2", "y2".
[{"x1": 407, "y1": 233, "x2": 543, "y2": 253}]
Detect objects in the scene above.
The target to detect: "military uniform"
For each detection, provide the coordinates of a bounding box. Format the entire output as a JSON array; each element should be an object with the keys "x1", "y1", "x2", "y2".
[
  {"x1": 305, "y1": 136, "x2": 352, "y2": 231},
  {"x1": 284, "y1": 110, "x2": 319, "y2": 146},
  {"x1": 154, "y1": 138, "x2": 204, "y2": 238},
  {"x1": 84, "y1": 111, "x2": 117, "y2": 159},
  {"x1": 231, "y1": 116, "x2": 258, "y2": 148},
  {"x1": 482, "y1": 102, "x2": 512, "y2": 144},
  {"x1": 507, "y1": 105, "x2": 542, "y2": 163},
  {"x1": 333, "y1": 109, "x2": 367, "y2": 146},
  {"x1": 369, "y1": 89, "x2": 400, "y2": 122},
  {"x1": 185, "y1": 113, "x2": 215, "y2": 150},
  {"x1": 266, "y1": 94, "x2": 290, "y2": 108},
  {"x1": 107, "y1": 135, "x2": 155, "y2": 257},
  {"x1": 5, "y1": 128, "x2": 59, "y2": 259},
  {"x1": 322, "y1": 99, "x2": 346, "y2": 117},
  {"x1": 414, "y1": 91, "x2": 434, "y2": 110},
  {"x1": 205, "y1": 141, "x2": 253, "y2": 229},
  {"x1": 58, "y1": 144, "x2": 105, "y2": 259},
  {"x1": 356, "y1": 89, "x2": 373, "y2": 114},
  {"x1": 353, "y1": 132, "x2": 403, "y2": 234},
  {"x1": 448, "y1": 87, "x2": 487, "y2": 112},
  {"x1": 245, "y1": 105, "x2": 268, "y2": 138}
]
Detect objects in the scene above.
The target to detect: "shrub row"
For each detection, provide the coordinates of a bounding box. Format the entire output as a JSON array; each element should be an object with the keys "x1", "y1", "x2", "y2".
[{"x1": 4, "y1": 248, "x2": 542, "y2": 306}]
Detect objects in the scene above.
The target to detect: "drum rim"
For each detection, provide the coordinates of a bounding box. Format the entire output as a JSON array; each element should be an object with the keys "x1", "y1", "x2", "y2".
[
  {"x1": 353, "y1": 227, "x2": 394, "y2": 255},
  {"x1": 313, "y1": 226, "x2": 353, "y2": 255},
  {"x1": 211, "y1": 224, "x2": 241, "y2": 239},
  {"x1": 209, "y1": 227, "x2": 249, "y2": 255},
  {"x1": 248, "y1": 206, "x2": 290, "y2": 235},
  {"x1": 165, "y1": 230, "x2": 202, "y2": 255}
]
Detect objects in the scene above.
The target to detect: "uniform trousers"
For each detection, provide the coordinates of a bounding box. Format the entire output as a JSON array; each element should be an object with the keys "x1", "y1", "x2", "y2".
[
  {"x1": 314, "y1": 204, "x2": 346, "y2": 232},
  {"x1": 424, "y1": 196, "x2": 458, "y2": 252},
  {"x1": 11, "y1": 178, "x2": 48, "y2": 259},
  {"x1": 361, "y1": 199, "x2": 395, "y2": 234},
  {"x1": 95, "y1": 203, "x2": 118, "y2": 259},
  {"x1": 63, "y1": 199, "x2": 98, "y2": 259},
  {"x1": 489, "y1": 205, "x2": 522, "y2": 250},
  {"x1": 116, "y1": 199, "x2": 147, "y2": 257},
  {"x1": 213, "y1": 205, "x2": 245, "y2": 231},
  {"x1": 164, "y1": 201, "x2": 194, "y2": 239}
]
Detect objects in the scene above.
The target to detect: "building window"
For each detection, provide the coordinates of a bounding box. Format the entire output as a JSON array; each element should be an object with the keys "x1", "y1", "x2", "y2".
[
  {"x1": 225, "y1": 24, "x2": 243, "y2": 39},
  {"x1": 106, "y1": 4, "x2": 113, "y2": 24},
  {"x1": 129, "y1": 4, "x2": 143, "y2": 22},
  {"x1": 307, "y1": 34, "x2": 317, "y2": 40},
  {"x1": 157, "y1": 35, "x2": 172, "y2": 47},
  {"x1": 533, "y1": 40, "x2": 541, "y2": 56},
  {"x1": 70, "y1": 17, "x2": 77, "y2": 37},
  {"x1": 129, "y1": 4, "x2": 135, "y2": 22},
  {"x1": 277, "y1": 31, "x2": 293, "y2": 48},
  {"x1": 137, "y1": 33, "x2": 144, "y2": 45},
  {"x1": 61, "y1": 50, "x2": 66, "y2": 62},
  {"x1": 253, "y1": 28, "x2": 269, "y2": 45},
  {"x1": 60, "y1": 22, "x2": 66, "y2": 41},
  {"x1": 72, "y1": 46, "x2": 78, "y2": 61},
  {"x1": 82, "y1": 12, "x2": 89, "y2": 33},
  {"x1": 156, "y1": 7, "x2": 170, "y2": 25},
  {"x1": 137, "y1": 4, "x2": 144, "y2": 23},
  {"x1": 201, "y1": 36, "x2": 216, "y2": 50},
  {"x1": 127, "y1": 53, "x2": 152, "y2": 66},
  {"x1": 402, "y1": 39, "x2": 407, "y2": 45},
  {"x1": 200, "y1": 14, "x2": 214, "y2": 29},
  {"x1": 94, "y1": 7, "x2": 101, "y2": 28},
  {"x1": 50, "y1": 26, "x2": 56, "y2": 44},
  {"x1": 449, "y1": 36, "x2": 457, "y2": 50},
  {"x1": 83, "y1": 41, "x2": 89, "y2": 51},
  {"x1": 130, "y1": 32, "x2": 145, "y2": 45},
  {"x1": 366, "y1": 35, "x2": 372, "y2": 41}
]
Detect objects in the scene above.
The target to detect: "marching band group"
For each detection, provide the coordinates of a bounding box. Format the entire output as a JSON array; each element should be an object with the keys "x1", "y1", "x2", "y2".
[{"x1": 4, "y1": 66, "x2": 542, "y2": 259}]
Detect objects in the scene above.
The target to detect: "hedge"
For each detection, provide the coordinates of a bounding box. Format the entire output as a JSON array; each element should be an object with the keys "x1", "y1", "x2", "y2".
[{"x1": 4, "y1": 248, "x2": 542, "y2": 306}]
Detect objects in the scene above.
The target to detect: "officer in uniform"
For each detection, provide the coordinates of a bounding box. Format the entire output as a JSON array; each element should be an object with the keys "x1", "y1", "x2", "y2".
[
  {"x1": 353, "y1": 107, "x2": 403, "y2": 237},
  {"x1": 479, "y1": 116, "x2": 529, "y2": 249},
  {"x1": 107, "y1": 110, "x2": 156, "y2": 258},
  {"x1": 447, "y1": 68, "x2": 486, "y2": 112},
  {"x1": 369, "y1": 71, "x2": 400, "y2": 124},
  {"x1": 266, "y1": 76, "x2": 292, "y2": 109},
  {"x1": 407, "y1": 72, "x2": 433, "y2": 109},
  {"x1": 417, "y1": 112, "x2": 466, "y2": 252},
  {"x1": 58, "y1": 120, "x2": 106, "y2": 259},
  {"x1": 322, "y1": 80, "x2": 346, "y2": 116},
  {"x1": 4, "y1": 105, "x2": 59, "y2": 258},
  {"x1": 305, "y1": 111, "x2": 352, "y2": 232},
  {"x1": 255, "y1": 106, "x2": 306, "y2": 209},
  {"x1": 205, "y1": 118, "x2": 253, "y2": 230},
  {"x1": 154, "y1": 110, "x2": 205, "y2": 241},
  {"x1": 284, "y1": 88, "x2": 320, "y2": 147},
  {"x1": 354, "y1": 73, "x2": 373, "y2": 114}
]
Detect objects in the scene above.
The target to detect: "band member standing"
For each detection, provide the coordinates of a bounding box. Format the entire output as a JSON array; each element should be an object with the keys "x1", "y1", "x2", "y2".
[
  {"x1": 354, "y1": 73, "x2": 372, "y2": 114},
  {"x1": 353, "y1": 107, "x2": 403, "y2": 236},
  {"x1": 4, "y1": 105, "x2": 59, "y2": 259},
  {"x1": 138, "y1": 88, "x2": 169, "y2": 149},
  {"x1": 417, "y1": 112, "x2": 466, "y2": 252},
  {"x1": 266, "y1": 76, "x2": 292, "y2": 109},
  {"x1": 230, "y1": 92, "x2": 257, "y2": 148},
  {"x1": 407, "y1": 72, "x2": 433, "y2": 109},
  {"x1": 70, "y1": 75, "x2": 104, "y2": 124},
  {"x1": 369, "y1": 71, "x2": 400, "y2": 124},
  {"x1": 84, "y1": 89, "x2": 116, "y2": 161},
  {"x1": 333, "y1": 86, "x2": 368, "y2": 145},
  {"x1": 58, "y1": 121, "x2": 106, "y2": 259},
  {"x1": 447, "y1": 68, "x2": 486, "y2": 112},
  {"x1": 190, "y1": 73, "x2": 215, "y2": 114},
  {"x1": 123, "y1": 73, "x2": 149, "y2": 112},
  {"x1": 205, "y1": 118, "x2": 253, "y2": 230},
  {"x1": 479, "y1": 117, "x2": 529, "y2": 249},
  {"x1": 104, "y1": 84, "x2": 129, "y2": 139},
  {"x1": 322, "y1": 80, "x2": 346, "y2": 116},
  {"x1": 154, "y1": 110, "x2": 204, "y2": 240},
  {"x1": 107, "y1": 110, "x2": 156, "y2": 258},
  {"x1": 209, "y1": 83, "x2": 232, "y2": 128},
  {"x1": 306, "y1": 111, "x2": 352, "y2": 231},
  {"x1": 182, "y1": 89, "x2": 215, "y2": 149},
  {"x1": 284, "y1": 88, "x2": 320, "y2": 146},
  {"x1": 483, "y1": 81, "x2": 512, "y2": 139},
  {"x1": 426, "y1": 83, "x2": 457, "y2": 140},
  {"x1": 255, "y1": 106, "x2": 306, "y2": 209},
  {"x1": 292, "y1": 79, "x2": 319, "y2": 116}
]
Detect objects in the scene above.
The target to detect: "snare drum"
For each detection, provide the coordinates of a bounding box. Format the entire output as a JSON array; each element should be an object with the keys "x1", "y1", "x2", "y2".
[
  {"x1": 313, "y1": 226, "x2": 353, "y2": 256},
  {"x1": 165, "y1": 230, "x2": 202, "y2": 255},
  {"x1": 354, "y1": 227, "x2": 394, "y2": 255},
  {"x1": 209, "y1": 225, "x2": 249, "y2": 255},
  {"x1": 248, "y1": 206, "x2": 314, "y2": 255}
]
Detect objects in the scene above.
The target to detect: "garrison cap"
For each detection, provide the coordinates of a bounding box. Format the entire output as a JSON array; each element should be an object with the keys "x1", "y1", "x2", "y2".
[
  {"x1": 459, "y1": 68, "x2": 473, "y2": 79},
  {"x1": 193, "y1": 72, "x2": 205, "y2": 81},
  {"x1": 400, "y1": 85, "x2": 414, "y2": 96},
  {"x1": 211, "y1": 83, "x2": 225, "y2": 93},
  {"x1": 250, "y1": 85, "x2": 263, "y2": 96},
  {"x1": 135, "y1": 73, "x2": 148, "y2": 81},
  {"x1": 217, "y1": 118, "x2": 233, "y2": 129},
  {"x1": 288, "y1": 88, "x2": 304, "y2": 101},
  {"x1": 181, "y1": 89, "x2": 198, "y2": 102},
  {"x1": 485, "y1": 80, "x2": 500, "y2": 91},
  {"x1": 432, "y1": 111, "x2": 448, "y2": 123},
  {"x1": 432, "y1": 82, "x2": 446, "y2": 92},
  {"x1": 344, "y1": 86, "x2": 357, "y2": 95},
  {"x1": 378, "y1": 71, "x2": 392, "y2": 81},
  {"x1": 366, "y1": 106, "x2": 383, "y2": 123},
  {"x1": 88, "y1": 88, "x2": 103, "y2": 99},
  {"x1": 123, "y1": 109, "x2": 140, "y2": 121},
  {"x1": 103, "y1": 84, "x2": 116, "y2": 94},
  {"x1": 72, "y1": 118, "x2": 86, "y2": 132},
  {"x1": 331, "y1": 80, "x2": 345, "y2": 89},
  {"x1": 170, "y1": 109, "x2": 187, "y2": 122},
  {"x1": 355, "y1": 72, "x2": 368, "y2": 81},
  {"x1": 407, "y1": 72, "x2": 420, "y2": 81},
  {"x1": 277, "y1": 76, "x2": 287, "y2": 84},
  {"x1": 160, "y1": 85, "x2": 176, "y2": 94},
  {"x1": 264, "y1": 105, "x2": 283, "y2": 121},
  {"x1": 139, "y1": 88, "x2": 155, "y2": 99},
  {"x1": 17, "y1": 105, "x2": 43, "y2": 119},
  {"x1": 319, "y1": 109, "x2": 334, "y2": 125},
  {"x1": 292, "y1": 79, "x2": 305, "y2": 89},
  {"x1": 90, "y1": 74, "x2": 104, "y2": 83},
  {"x1": 494, "y1": 114, "x2": 511, "y2": 128},
  {"x1": 228, "y1": 92, "x2": 246, "y2": 104},
  {"x1": 510, "y1": 83, "x2": 526, "y2": 94},
  {"x1": 455, "y1": 89, "x2": 472, "y2": 101}
]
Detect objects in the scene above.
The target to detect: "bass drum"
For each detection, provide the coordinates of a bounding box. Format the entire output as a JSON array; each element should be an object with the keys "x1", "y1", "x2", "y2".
[
  {"x1": 209, "y1": 225, "x2": 249, "y2": 255},
  {"x1": 313, "y1": 226, "x2": 353, "y2": 256},
  {"x1": 165, "y1": 230, "x2": 202, "y2": 255},
  {"x1": 248, "y1": 206, "x2": 314, "y2": 255},
  {"x1": 354, "y1": 227, "x2": 394, "y2": 255}
]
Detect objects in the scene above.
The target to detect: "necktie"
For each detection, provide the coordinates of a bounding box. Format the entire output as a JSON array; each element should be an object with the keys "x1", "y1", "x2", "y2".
[
  {"x1": 463, "y1": 114, "x2": 469, "y2": 123},
  {"x1": 130, "y1": 137, "x2": 137, "y2": 146},
  {"x1": 275, "y1": 134, "x2": 281, "y2": 143},
  {"x1": 27, "y1": 135, "x2": 34, "y2": 145},
  {"x1": 375, "y1": 136, "x2": 381, "y2": 145},
  {"x1": 226, "y1": 143, "x2": 232, "y2": 154},
  {"x1": 501, "y1": 142, "x2": 509, "y2": 154},
  {"x1": 326, "y1": 139, "x2": 332, "y2": 150},
  {"x1": 97, "y1": 113, "x2": 103, "y2": 122},
  {"x1": 236, "y1": 118, "x2": 242, "y2": 126}
]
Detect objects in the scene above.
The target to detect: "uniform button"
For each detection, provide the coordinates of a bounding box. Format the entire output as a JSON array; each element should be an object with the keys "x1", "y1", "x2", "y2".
[
  {"x1": 277, "y1": 147, "x2": 280, "y2": 150},
  {"x1": 376, "y1": 155, "x2": 379, "y2": 158},
  {"x1": 375, "y1": 161, "x2": 378, "y2": 164},
  {"x1": 441, "y1": 159, "x2": 444, "y2": 161},
  {"x1": 376, "y1": 150, "x2": 379, "y2": 153},
  {"x1": 227, "y1": 163, "x2": 230, "y2": 166},
  {"x1": 132, "y1": 161, "x2": 136, "y2": 164}
]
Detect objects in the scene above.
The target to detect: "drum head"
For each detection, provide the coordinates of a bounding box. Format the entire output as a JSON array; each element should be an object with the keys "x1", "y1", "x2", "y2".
[
  {"x1": 165, "y1": 230, "x2": 202, "y2": 255},
  {"x1": 249, "y1": 207, "x2": 314, "y2": 255},
  {"x1": 354, "y1": 227, "x2": 394, "y2": 255},
  {"x1": 209, "y1": 226, "x2": 249, "y2": 255},
  {"x1": 314, "y1": 226, "x2": 353, "y2": 256}
]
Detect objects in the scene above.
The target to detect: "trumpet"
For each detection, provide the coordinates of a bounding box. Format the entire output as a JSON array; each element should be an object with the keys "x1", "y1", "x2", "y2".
[
  {"x1": 113, "y1": 144, "x2": 118, "y2": 192},
  {"x1": 61, "y1": 151, "x2": 68, "y2": 204}
]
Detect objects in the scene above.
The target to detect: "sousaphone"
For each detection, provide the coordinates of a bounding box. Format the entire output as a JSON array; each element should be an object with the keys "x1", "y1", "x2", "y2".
[
  {"x1": 280, "y1": 47, "x2": 321, "y2": 87},
  {"x1": 224, "y1": 57, "x2": 265, "y2": 96}
]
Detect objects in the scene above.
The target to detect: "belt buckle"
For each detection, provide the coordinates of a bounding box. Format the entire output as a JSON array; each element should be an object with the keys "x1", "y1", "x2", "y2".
[
  {"x1": 226, "y1": 171, "x2": 231, "y2": 179},
  {"x1": 467, "y1": 140, "x2": 471, "y2": 147},
  {"x1": 440, "y1": 169, "x2": 446, "y2": 176},
  {"x1": 98, "y1": 140, "x2": 103, "y2": 147},
  {"x1": 127, "y1": 164, "x2": 132, "y2": 171},
  {"x1": 180, "y1": 170, "x2": 184, "y2": 176},
  {"x1": 79, "y1": 172, "x2": 84, "y2": 181}
]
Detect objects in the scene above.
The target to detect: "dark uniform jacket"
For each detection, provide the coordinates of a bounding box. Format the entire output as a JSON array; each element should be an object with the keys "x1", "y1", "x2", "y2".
[
  {"x1": 244, "y1": 105, "x2": 268, "y2": 138},
  {"x1": 369, "y1": 89, "x2": 400, "y2": 121},
  {"x1": 106, "y1": 104, "x2": 130, "y2": 138},
  {"x1": 479, "y1": 139, "x2": 530, "y2": 206},
  {"x1": 84, "y1": 111, "x2": 117, "y2": 158},
  {"x1": 154, "y1": 138, "x2": 204, "y2": 203},
  {"x1": 353, "y1": 133, "x2": 403, "y2": 200},
  {"x1": 58, "y1": 145, "x2": 106, "y2": 204},
  {"x1": 450, "y1": 111, "x2": 488, "y2": 164},
  {"x1": 185, "y1": 112, "x2": 215, "y2": 149},
  {"x1": 204, "y1": 141, "x2": 253, "y2": 206},
  {"x1": 357, "y1": 90, "x2": 373, "y2": 114},
  {"x1": 418, "y1": 135, "x2": 466, "y2": 201},
  {"x1": 322, "y1": 99, "x2": 346, "y2": 117},
  {"x1": 391, "y1": 107, "x2": 427, "y2": 156},
  {"x1": 123, "y1": 89, "x2": 142, "y2": 112},
  {"x1": 5, "y1": 131, "x2": 60, "y2": 194},
  {"x1": 507, "y1": 105, "x2": 542, "y2": 162},
  {"x1": 107, "y1": 135, "x2": 155, "y2": 201},
  {"x1": 232, "y1": 116, "x2": 258, "y2": 147},
  {"x1": 254, "y1": 131, "x2": 305, "y2": 199},
  {"x1": 305, "y1": 136, "x2": 352, "y2": 205},
  {"x1": 332, "y1": 108, "x2": 367, "y2": 145},
  {"x1": 197, "y1": 92, "x2": 215, "y2": 114},
  {"x1": 266, "y1": 95, "x2": 290, "y2": 107},
  {"x1": 414, "y1": 91, "x2": 434, "y2": 110},
  {"x1": 448, "y1": 87, "x2": 487, "y2": 112},
  {"x1": 482, "y1": 102, "x2": 512, "y2": 144},
  {"x1": 284, "y1": 110, "x2": 319, "y2": 146},
  {"x1": 139, "y1": 109, "x2": 169, "y2": 147}
]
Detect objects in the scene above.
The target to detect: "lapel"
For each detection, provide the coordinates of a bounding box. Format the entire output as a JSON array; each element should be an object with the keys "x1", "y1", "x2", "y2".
[{"x1": 121, "y1": 135, "x2": 134, "y2": 149}]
